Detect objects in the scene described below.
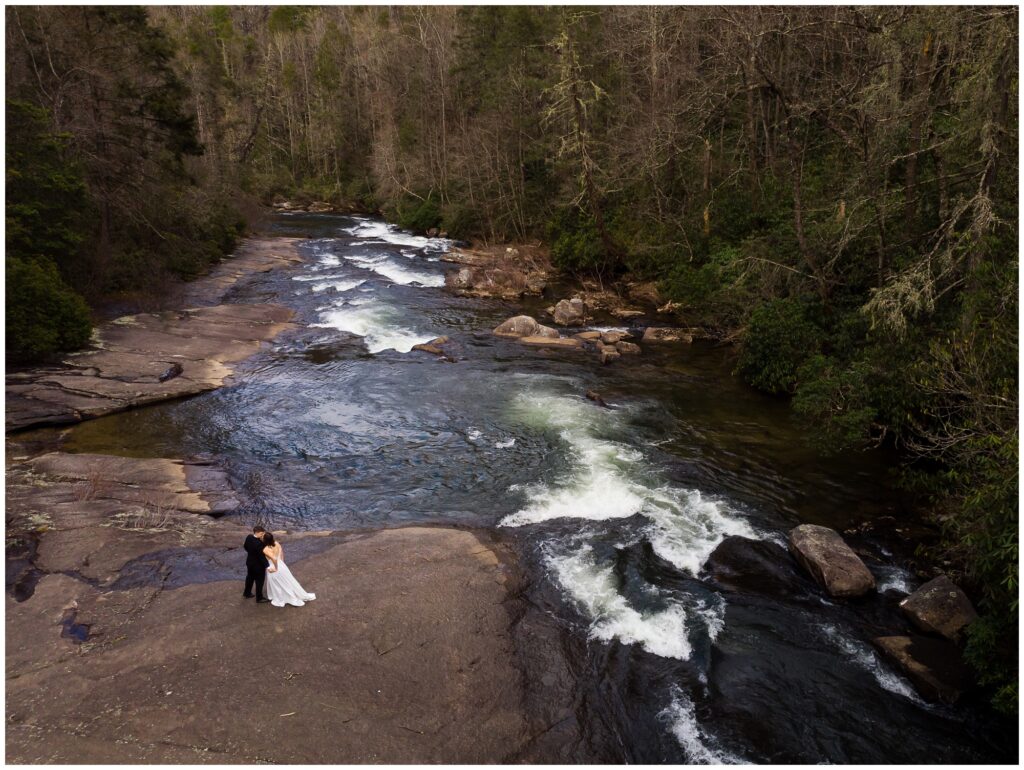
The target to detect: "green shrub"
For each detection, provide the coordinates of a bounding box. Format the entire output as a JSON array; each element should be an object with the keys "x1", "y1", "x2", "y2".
[
  {"x1": 6, "y1": 256, "x2": 92, "y2": 363},
  {"x1": 395, "y1": 195, "x2": 441, "y2": 232},
  {"x1": 737, "y1": 297, "x2": 822, "y2": 394}
]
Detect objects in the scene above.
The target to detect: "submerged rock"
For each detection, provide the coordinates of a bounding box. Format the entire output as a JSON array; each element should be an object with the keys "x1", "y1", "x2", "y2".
[
  {"x1": 872, "y1": 635, "x2": 973, "y2": 704},
  {"x1": 788, "y1": 524, "x2": 876, "y2": 597},
  {"x1": 899, "y1": 575, "x2": 978, "y2": 641},
  {"x1": 493, "y1": 315, "x2": 540, "y2": 338},
  {"x1": 552, "y1": 297, "x2": 585, "y2": 327},
  {"x1": 585, "y1": 390, "x2": 609, "y2": 408}
]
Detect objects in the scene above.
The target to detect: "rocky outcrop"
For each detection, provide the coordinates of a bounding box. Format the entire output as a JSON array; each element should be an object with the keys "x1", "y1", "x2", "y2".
[
  {"x1": 899, "y1": 575, "x2": 978, "y2": 641},
  {"x1": 552, "y1": 297, "x2": 585, "y2": 327},
  {"x1": 442, "y1": 243, "x2": 550, "y2": 300},
  {"x1": 642, "y1": 327, "x2": 695, "y2": 344},
  {"x1": 788, "y1": 524, "x2": 876, "y2": 597},
  {"x1": 6, "y1": 303, "x2": 296, "y2": 433},
  {"x1": 493, "y1": 315, "x2": 541, "y2": 338},
  {"x1": 872, "y1": 635, "x2": 973, "y2": 704},
  {"x1": 575, "y1": 331, "x2": 602, "y2": 341},
  {"x1": 5, "y1": 496, "x2": 583, "y2": 762}
]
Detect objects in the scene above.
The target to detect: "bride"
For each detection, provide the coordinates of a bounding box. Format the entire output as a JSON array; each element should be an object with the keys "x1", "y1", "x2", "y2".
[{"x1": 262, "y1": 532, "x2": 316, "y2": 607}]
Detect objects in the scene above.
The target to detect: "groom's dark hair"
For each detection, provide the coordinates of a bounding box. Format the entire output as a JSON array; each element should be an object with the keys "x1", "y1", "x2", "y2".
[{"x1": 253, "y1": 525, "x2": 266, "y2": 534}]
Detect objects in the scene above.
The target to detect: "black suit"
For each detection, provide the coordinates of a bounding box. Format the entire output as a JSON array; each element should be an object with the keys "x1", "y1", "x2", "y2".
[{"x1": 243, "y1": 534, "x2": 269, "y2": 598}]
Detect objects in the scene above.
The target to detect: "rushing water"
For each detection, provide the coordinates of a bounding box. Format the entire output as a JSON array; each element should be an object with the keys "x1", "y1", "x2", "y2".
[{"x1": 49, "y1": 213, "x2": 1014, "y2": 763}]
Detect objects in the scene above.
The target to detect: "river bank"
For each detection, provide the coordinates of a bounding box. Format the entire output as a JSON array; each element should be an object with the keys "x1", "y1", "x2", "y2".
[{"x1": 4, "y1": 234, "x2": 589, "y2": 763}]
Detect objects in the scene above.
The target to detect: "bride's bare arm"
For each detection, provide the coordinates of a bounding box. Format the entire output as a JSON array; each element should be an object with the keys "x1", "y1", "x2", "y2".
[{"x1": 263, "y1": 546, "x2": 278, "y2": 571}]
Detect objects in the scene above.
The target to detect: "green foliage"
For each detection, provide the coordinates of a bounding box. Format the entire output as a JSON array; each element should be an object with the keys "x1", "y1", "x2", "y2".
[
  {"x1": 547, "y1": 208, "x2": 616, "y2": 276},
  {"x1": 5, "y1": 100, "x2": 91, "y2": 277},
  {"x1": 737, "y1": 298, "x2": 823, "y2": 394},
  {"x1": 5, "y1": 256, "x2": 92, "y2": 363},
  {"x1": 394, "y1": 195, "x2": 441, "y2": 233}
]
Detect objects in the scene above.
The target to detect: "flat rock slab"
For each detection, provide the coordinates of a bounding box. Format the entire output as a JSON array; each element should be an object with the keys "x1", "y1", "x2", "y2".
[
  {"x1": 899, "y1": 575, "x2": 978, "y2": 641},
  {"x1": 788, "y1": 524, "x2": 876, "y2": 597},
  {"x1": 6, "y1": 303, "x2": 294, "y2": 433},
  {"x1": 518, "y1": 336, "x2": 583, "y2": 349},
  {"x1": 6, "y1": 452, "x2": 241, "y2": 583},
  {"x1": 183, "y1": 236, "x2": 306, "y2": 307},
  {"x1": 6, "y1": 527, "x2": 554, "y2": 763}
]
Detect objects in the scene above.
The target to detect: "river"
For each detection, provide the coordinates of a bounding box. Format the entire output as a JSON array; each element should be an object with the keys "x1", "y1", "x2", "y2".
[{"x1": 47, "y1": 213, "x2": 1013, "y2": 762}]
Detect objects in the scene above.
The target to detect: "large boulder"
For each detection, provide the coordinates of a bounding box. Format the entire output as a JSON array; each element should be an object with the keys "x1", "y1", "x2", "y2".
[
  {"x1": 493, "y1": 315, "x2": 540, "y2": 338},
  {"x1": 872, "y1": 635, "x2": 973, "y2": 704},
  {"x1": 704, "y1": 536, "x2": 809, "y2": 598},
  {"x1": 599, "y1": 349, "x2": 620, "y2": 365},
  {"x1": 534, "y1": 325, "x2": 561, "y2": 339},
  {"x1": 899, "y1": 575, "x2": 978, "y2": 641},
  {"x1": 552, "y1": 297, "x2": 585, "y2": 327},
  {"x1": 615, "y1": 341, "x2": 641, "y2": 355},
  {"x1": 642, "y1": 327, "x2": 694, "y2": 344},
  {"x1": 788, "y1": 524, "x2": 876, "y2": 597}
]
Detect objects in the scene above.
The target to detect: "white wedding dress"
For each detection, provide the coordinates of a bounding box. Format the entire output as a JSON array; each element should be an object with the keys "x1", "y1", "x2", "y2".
[{"x1": 265, "y1": 550, "x2": 316, "y2": 607}]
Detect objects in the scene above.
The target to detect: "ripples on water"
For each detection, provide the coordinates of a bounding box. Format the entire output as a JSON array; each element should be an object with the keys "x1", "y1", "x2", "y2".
[{"x1": 53, "y1": 213, "x2": 1013, "y2": 763}]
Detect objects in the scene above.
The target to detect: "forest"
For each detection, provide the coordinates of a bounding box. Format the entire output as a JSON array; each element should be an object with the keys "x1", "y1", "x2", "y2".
[{"x1": 5, "y1": 6, "x2": 1018, "y2": 711}]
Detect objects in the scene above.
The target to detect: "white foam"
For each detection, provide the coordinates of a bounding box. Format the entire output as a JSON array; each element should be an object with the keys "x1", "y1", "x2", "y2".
[
  {"x1": 311, "y1": 299, "x2": 434, "y2": 354},
  {"x1": 311, "y1": 278, "x2": 365, "y2": 293},
  {"x1": 343, "y1": 219, "x2": 450, "y2": 252},
  {"x1": 340, "y1": 252, "x2": 444, "y2": 287},
  {"x1": 467, "y1": 428, "x2": 483, "y2": 441},
  {"x1": 659, "y1": 687, "x2": 744, "y2": 763},
  {"x1": 500, "y1": 391, "x2": 755, "y2": 575},
  {"x1": 547, "y1": 546, "x2": 692, "y2": 660},
  {"x1": 818, "y1": 624, "x2": 924, "y2": 703},
  {"x1": 495, "y1": 438, "x2": 516, "y2": 449},
  {"x1": 318, "y1": 255, "x2": 341, "y2": 267},
  {"x1": 875, "y1": 565, "x2": 914, "y2": 594}
]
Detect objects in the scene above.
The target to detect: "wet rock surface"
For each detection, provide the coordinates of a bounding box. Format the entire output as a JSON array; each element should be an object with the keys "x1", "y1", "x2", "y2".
[
  {"x1": 899, "y1": 575, "x2": 978, "y2": 641},
  {"x1": 6, "y1": 304, "x2": 295, "y2": 433},
  {"x1": 789, "y1": 524, "x2": 876, "y2": 597},
  {"x1": 704, "y1": 536, "x2": 812, "y2": 598},
  {"x1": 872, "y1": 635, "x2": 973, "y2": 704},
  {"x1": 6, "y1": 523, "x2": 580, "y2": 763}
]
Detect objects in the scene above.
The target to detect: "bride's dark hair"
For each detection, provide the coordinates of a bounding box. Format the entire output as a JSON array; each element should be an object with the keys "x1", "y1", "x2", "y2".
[{"x1": 262, "y1": 532, "x2": 276, "y2": 547}]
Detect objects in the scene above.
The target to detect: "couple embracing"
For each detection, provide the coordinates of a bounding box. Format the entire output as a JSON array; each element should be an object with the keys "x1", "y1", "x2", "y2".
[{"x1": 243, "y1": 526, "x2": 316, "y2": 607}]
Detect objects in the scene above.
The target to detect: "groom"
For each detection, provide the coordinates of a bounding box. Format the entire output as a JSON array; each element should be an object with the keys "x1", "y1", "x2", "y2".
[{"x1": 243, "y1": 525, "x2": 270, "y2": 603}]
